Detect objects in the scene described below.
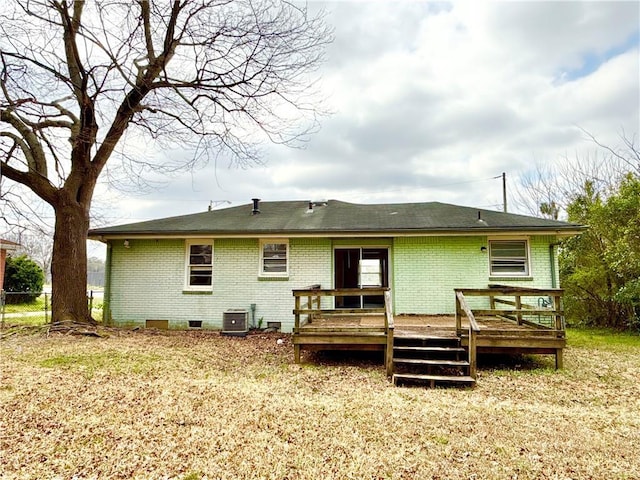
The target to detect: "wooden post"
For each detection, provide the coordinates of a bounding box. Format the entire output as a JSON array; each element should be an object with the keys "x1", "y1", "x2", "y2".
[
  {"x1": 469, "y1": 327, "x2": 477, "y2": 379},
  {"x1": 294, "y1": 344, "x2": 301, "y2": 364},
  {"x1": 555, "y1": 348, "x2": 563, "y2": 369},
  {"x1": 455, "y1": 290, "x2": 462, "y2": 335},
  {"x1": 294, "y1": 295, "x2": 300, "y2": 331},
  {"x1": 307, "y1": 295, "x2": 313, "y2": 323},
  {"x1": 386, "y1": 325, "x2": 394, "y2": 377},
  {"x1": 554, "y1": 295, "x2": 563, "y2": 331},
  {"x1": 516, "y1": 294, "x2": 522, "y2": 325}
]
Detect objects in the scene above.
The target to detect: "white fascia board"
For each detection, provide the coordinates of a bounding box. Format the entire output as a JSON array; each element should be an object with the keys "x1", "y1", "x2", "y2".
[{"x1": 91, "y1": 228, "x2": 584, "y2": 242}]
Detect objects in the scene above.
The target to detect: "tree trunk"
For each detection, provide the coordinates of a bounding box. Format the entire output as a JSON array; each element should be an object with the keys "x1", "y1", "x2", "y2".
[{"x1": 50, "y1": 199, "x2": 93, "y2": 324}]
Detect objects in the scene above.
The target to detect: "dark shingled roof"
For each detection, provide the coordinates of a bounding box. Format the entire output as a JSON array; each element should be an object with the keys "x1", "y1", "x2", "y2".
[{"x1": 88, "y1": 200, "x2": 584, "y2": 238}]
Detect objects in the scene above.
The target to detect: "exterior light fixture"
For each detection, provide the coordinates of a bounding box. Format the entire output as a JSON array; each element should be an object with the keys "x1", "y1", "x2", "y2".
[
  {"x1": 124, "y1": 240, "x2": 130, "y2": 248},
  {"x1": 480, "y1": 246, "x2": 487, "y2": 253}
]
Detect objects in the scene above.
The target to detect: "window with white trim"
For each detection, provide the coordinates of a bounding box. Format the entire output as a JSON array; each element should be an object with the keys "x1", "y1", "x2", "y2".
[
  {"x1": 489, "y1": 239, "x2": 529, "y2": 276},
  {"x1": 185, "y1": 240, "x2": 213, "y2": 289},
  {"x1": 260, "y1": 240, "x2": 288, "y2": 276}
]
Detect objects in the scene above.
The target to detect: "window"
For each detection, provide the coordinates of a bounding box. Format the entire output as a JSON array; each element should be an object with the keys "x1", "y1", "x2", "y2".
[
  {"x1": 185, "y1": 241, "x2": 213, "y2": 289},
  {"x1": 489, "y1": 239, "x2": 529, "y2": 276},
  {"x1": 260, "y1": 240, "x2": 288, "y2": 276},
  {"x1": 360, "y1": 258, "x2": 383, "y2": 287}
]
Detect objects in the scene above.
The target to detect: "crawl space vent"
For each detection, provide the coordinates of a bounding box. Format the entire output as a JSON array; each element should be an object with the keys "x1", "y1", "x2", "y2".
[{"x1": 146, "y1": 319, "x2": 169, "y2": 330}]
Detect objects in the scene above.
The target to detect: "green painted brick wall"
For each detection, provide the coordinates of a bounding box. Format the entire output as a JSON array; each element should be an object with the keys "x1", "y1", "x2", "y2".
[
  {"x1": 392, "y1": 235, "x2": 559, "y2": 313},
  {"x1": 108, "y1": 235, "x2": 560, "y2": 332},
  {"x1": 108, "y1": 237, "x2": 332, "y2": 331}
]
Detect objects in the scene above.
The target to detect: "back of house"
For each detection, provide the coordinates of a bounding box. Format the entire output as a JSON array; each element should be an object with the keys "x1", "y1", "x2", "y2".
[{"x1": 88, "y1": 199, "x2": 584, "y2": 332}]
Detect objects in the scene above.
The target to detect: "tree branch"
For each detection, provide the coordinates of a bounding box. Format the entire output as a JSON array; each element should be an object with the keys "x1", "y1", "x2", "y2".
[
  {"x1": 91, "y1": 0, "x2": 183, "y2": 173},
  {"x1": 53, "y1": 0, "x2": 85, "y2": 100},
  {"x1": 579, "y1": 126, "x2": 640, "y2": 176},
  {"x1": 0, "y1": 108, "x2": 48, "y2": 176},
  {"x1": 140, "y1": 0, "x2": 156, "y2": 62},
  {"x1": 0, "y1": 159, "x2": 57, "y2": 204}
]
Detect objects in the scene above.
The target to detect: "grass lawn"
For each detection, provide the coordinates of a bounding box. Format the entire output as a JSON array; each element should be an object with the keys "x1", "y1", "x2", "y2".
[
  {"x1": 0, "y1": 327, "x2": 638, "y2": 480},
  {"x1": 1, "y1": 294, "x2": 104, "y2": 325},
  {"x1": 2, "y1": 296, "x2": 47, "y2": 315}
]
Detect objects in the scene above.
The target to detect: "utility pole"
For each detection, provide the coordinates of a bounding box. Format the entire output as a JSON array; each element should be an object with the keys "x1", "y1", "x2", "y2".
[{"x1": 502, "y1": 172, "x2": 507, "y2": 213}]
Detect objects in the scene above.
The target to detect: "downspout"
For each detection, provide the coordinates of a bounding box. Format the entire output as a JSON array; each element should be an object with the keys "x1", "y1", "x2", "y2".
[
  {"x1": 250, "y1": 303, "x2": 257, "y2": 329},
  {"x1": 549, "y1": 241, "x2": 561, "y2": 289},
  {"x1": 103, "y1": 241, "x2": 112, "y2": 325}
]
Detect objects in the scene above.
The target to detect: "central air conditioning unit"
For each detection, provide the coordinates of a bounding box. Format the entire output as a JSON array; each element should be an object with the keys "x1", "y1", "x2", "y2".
[{"x1": 222, "y1": 309, "x2": 249, "y2": 336}]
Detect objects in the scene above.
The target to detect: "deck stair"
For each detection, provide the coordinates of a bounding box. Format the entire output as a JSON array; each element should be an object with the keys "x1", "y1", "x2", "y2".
[{"x1": 392, "y1": 334, "x2": 476, "y2": 388}]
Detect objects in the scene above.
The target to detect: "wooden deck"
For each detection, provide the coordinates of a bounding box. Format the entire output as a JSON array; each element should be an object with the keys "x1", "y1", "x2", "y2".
[
  {"x1": 297, "y1": 313, "x2": 566, "y2": 353},
  {"x1": 292, "y1": 286, "x2": 566, "y2": 387}
]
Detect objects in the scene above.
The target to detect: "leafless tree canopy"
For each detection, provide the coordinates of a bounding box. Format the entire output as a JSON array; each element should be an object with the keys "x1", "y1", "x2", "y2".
[
  {"x1": 514, "y1": 130, "x2": 640, "y2": 219},
  {"x1": 0, "y1": 0, "x2": 331, "y2": 323},
  {"x1": 1, "y1": 0, "x2": 331, "y2": 201}
]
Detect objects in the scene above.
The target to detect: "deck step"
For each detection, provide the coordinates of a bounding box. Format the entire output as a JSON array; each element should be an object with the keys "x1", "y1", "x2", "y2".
[
  {"x1": 393, "y1": 373, "x2": 476, "y2": 387},
  {"x1": 394, "y1": 346, "x2": 466, "y2": 353},
  {"x1": 295, "y1": 329, "x2": 386, "y2": 334},
  {"x1": 394, "y1": 358, "x2": 469, "y2": 367},
  {"x1": 394, "y1": 333, "x2": 457, "y2": 340},
  {"x1": 391, "y1": 334, "x2": 475, "y2": 388}
]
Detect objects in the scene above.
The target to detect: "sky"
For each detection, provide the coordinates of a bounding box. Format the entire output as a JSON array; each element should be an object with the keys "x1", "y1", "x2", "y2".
[{"x1": 88, "y1": 1, "x2": 638, "y2": 251}]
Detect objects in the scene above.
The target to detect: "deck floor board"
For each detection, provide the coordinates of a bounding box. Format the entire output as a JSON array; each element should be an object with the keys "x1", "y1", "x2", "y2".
[{"x1": 301, "y1": 314, "x2": 555, "y2": 335}]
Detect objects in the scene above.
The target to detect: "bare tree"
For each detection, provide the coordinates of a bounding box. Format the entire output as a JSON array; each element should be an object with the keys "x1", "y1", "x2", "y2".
[
  {"x1": 0, "y1": 0, "x2": 331, "y2": 324},
  {"x1": 514, "y1": 161, "x2": 564, "y2": 218},
  {"x1": 514, "y1": 131, "x2": 638, "y2": 219}
]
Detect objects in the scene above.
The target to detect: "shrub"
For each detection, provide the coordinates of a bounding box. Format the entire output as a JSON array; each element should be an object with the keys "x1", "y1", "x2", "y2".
[{"x1": 3, "y1": 255, "x2": 44, "y2": 304}]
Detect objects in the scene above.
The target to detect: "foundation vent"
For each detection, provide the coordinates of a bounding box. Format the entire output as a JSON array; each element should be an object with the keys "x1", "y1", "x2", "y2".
[{"x1": 146, "y1": 319, "x2": 169, "y2": 330}]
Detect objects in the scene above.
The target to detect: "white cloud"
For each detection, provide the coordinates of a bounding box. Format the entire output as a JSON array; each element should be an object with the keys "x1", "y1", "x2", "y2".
[{"x1": 92, "y1": 0, "x2": 640, "y2": 226}]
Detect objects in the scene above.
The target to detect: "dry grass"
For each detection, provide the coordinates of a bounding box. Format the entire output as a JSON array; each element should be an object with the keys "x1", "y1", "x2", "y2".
[{"x1": 0, "y1": 329, "x2": 638, "y2": 480}]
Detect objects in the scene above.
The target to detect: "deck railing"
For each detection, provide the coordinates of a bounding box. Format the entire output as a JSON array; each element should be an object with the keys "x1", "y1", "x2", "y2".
[
  {"x1": 292, "y1": 286, "x2": 395, "y2": 374},
  {"x1": 455, "y1": 287, "x2": 565, "y2": 333},
  {"x1": 292, "y1": 286, "x2": 391, "y2": 329},
  {"x1": 293, "y1": 284, "x2": 322, "y2": 326},
  {"x1": 455, "y1": 286, "x2": 566, "y2": 369},
  {"x1": 455, "y1": 291, "x2": 480, "y2": 379}
]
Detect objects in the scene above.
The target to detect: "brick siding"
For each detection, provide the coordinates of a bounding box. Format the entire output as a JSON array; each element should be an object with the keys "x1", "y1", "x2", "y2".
[{"x1": 108, "y1": 235, "x2": 560, "y2": 332}]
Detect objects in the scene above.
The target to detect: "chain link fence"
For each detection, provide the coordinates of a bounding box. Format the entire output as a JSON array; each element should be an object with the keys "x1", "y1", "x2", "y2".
[{"x1": 0, "y1": 290, "x2": 103, "y2": 328}]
